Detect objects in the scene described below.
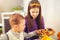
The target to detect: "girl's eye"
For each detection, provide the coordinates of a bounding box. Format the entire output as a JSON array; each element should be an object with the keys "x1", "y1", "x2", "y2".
[
  {"x1": 32, "y1": 11, "x2": 35, "y2": 13},
  {"x1": 36, "y1": 11, "x2": 39, "y2": 13}
]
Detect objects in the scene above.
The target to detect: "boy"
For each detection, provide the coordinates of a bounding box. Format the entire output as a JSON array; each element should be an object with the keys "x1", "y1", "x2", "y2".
[{"x1": 0, "y1": 13, "x2": 37, "y2": 40}]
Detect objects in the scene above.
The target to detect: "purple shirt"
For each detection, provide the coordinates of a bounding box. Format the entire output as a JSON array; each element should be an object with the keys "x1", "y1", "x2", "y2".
[{"x1": 24, "y1": 17, "x2": 45, "y2": 40}]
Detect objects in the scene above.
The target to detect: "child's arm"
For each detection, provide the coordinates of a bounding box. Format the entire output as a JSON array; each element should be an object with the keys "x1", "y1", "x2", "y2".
[{"x1": 24, "y1": 31, "x2": 37, "y2": 38}]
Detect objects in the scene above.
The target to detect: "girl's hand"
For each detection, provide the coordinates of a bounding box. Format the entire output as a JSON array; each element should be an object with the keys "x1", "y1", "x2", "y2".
[
  {"x1": 35, "y1": 29, "x2": 46, "y2": 36},
  {"x1": 35, "y1": 30, "x2": 42, "y2": 36}
]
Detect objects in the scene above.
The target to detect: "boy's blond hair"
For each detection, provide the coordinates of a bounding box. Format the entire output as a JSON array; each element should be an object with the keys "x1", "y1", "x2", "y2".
[{"x1": 9, "y1": 13, "x2": 25, "y2": 27}]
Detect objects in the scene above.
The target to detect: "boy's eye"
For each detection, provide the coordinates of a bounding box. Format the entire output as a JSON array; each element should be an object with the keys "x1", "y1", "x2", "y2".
[{"x1": 22, "y1": 24, "x2": 25, "y2": 26}]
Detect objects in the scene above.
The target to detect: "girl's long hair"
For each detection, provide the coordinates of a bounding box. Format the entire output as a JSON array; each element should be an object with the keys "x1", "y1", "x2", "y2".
[{"x1": 26, "y1": 0, "x2": 43, "y2": 31}]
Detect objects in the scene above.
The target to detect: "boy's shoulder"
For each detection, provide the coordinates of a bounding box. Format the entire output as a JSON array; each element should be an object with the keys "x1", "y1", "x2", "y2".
[{"x1": 0, "y1": 33, "x2": 7, "y2": 40}]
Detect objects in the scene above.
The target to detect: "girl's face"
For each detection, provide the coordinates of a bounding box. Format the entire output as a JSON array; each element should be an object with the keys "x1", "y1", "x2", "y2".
[{"x1": 30, "y1": 7, "x2": 39, "y2": 19}]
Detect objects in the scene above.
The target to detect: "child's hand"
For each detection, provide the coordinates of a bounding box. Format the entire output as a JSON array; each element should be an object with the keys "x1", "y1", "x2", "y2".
[{"x1": 35, "y1": 29, "x2": 46, "y2": 36}]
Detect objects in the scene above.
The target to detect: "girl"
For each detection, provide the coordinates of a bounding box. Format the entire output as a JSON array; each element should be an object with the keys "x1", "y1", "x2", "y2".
[{"x1": 25, "y1": 0, "x2": 45, "y2": 40}]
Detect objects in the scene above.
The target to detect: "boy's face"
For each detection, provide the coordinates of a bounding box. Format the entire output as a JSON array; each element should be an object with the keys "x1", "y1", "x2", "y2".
[{"x1": 14, "y1": 19, "x2": 25, "y2": 32}]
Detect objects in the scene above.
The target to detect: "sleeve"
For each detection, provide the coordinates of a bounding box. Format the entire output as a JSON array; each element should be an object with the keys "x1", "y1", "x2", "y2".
[
  {"x1": 0, "y1": 34, "x2": 7, "y2": 40},
  {"x1": 42, "y1": 16, "x2": 45, "y2": 29},
  {"x1": 24, "y1": 31, "x2": 37, "y2": 38},
  {"x1": 24, "y1": 19, "x2": 28, "y2": 33}
]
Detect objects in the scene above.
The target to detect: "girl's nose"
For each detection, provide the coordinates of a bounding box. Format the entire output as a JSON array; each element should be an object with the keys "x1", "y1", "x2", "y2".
[{"x1": 34, "y1": 13, "x2": 36, "y2": 15}]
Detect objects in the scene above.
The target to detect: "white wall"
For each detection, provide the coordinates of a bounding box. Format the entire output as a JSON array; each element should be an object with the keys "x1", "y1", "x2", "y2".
[
  {"x1": 0, "y1": 0, "x2": 23, "y2": 23},
  {"x1": 40, "y1": 0, "x2": 60, "y2": 36},
  {"x1": 24, "y1": 0, "x2": 60, "y2": 36},
  {"x1": 24, "y1": 0, "x2": 31, "y2": 13},
  {"x1": 0, "y1": 0, "x2": 23, "y2": 12}
]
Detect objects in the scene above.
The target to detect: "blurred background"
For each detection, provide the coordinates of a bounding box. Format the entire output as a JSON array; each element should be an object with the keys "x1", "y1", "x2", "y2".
[{"x1": 0, "y1": 0, "x2": 24, "y2": 34}]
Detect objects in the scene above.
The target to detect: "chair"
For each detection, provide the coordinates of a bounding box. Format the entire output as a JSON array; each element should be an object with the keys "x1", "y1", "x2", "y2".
[{"x1": 2, "y1": 12, "x2": 15, "y2": 33}]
